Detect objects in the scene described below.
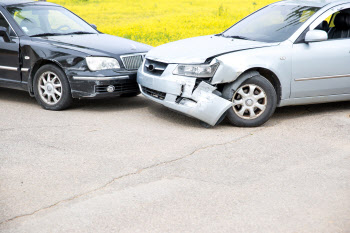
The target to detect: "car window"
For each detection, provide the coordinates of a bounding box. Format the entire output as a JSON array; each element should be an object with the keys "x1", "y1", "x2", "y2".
[
  {"x1": 6, "y1": 5, "x2": 97, "y2": 36},
  {"x1": 12, "y1": 9, "x2": 42, "y2": 34},
  {"x1": 222, "y1": 5, "x2": 320, "y2": 43},
  {"x1": 312, "y1": 8, "x2": 350, "y2": 41},
  {"x1": 328, "y1": 12, "x2": 339, "y2": 28},
  {"x1": 47, "y1": 10, "x2": 83, "y2": 32},
  {"x1": 0, "y1": 12, "x2": 16, "y2": 37}
]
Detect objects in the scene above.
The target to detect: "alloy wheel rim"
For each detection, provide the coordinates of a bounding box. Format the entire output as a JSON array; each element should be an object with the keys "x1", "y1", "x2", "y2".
[
  {"x1": 232, "y1": 84, "x2": 267, "y2": 120},
  {"x1": 38, "y1": 72, "x2": 62, "y2": 105}
]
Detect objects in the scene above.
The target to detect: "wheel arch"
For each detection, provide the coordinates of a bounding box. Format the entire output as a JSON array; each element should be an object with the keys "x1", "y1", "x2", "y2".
[
  {"x1": 28, "y1": 59, "x2": 65, "y2": 95},
  {"x1": 220, "y1": 67, "x2": 282, "y2": 105}
]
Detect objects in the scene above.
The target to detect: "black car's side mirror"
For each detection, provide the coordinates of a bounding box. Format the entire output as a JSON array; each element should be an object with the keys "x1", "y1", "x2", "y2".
[
  {"x1": 0, "y1": 26, "x2": 11, "y2": 43},
  {"x1": 90, "y1": 24, "x2": 97, "y2": 30}
]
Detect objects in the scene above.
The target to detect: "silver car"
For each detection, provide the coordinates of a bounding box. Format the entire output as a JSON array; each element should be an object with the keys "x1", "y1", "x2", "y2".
[{"x1": 138, "y1": 0, "x2": 350, "y2": 127}]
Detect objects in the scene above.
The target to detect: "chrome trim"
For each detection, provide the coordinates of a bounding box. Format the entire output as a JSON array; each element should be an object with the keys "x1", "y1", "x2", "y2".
[
  {"x1": 21, "y1": 68, "x2": 29, "y2": 72},
  {"x1": 0, "y1": 12, "x2": 18, "y2": 38},
  {"x1": 120, "y1": 53, "x2": 146, "y2": 70},
  {"x1": 72, "y1": 75, "x2": 129, "y2": 81},
  {"x1": 295, "y1": 74, "x2": 350, "y2": 82},
  {"x1": 0, "y1": 65, "x2": 18, "y2": 71}
]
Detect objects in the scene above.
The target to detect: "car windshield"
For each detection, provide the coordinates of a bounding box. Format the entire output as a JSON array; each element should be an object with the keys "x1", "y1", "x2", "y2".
[
  {"x1": 222, "y1": 4, "x2": 320, "y2": 43},
  {"x1": 6, "y1": 5, "x2": 97, "y2": 37}
]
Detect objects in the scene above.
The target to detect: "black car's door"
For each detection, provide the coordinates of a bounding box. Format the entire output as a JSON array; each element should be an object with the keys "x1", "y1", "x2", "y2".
[{"x1": 0, "y1": 10, "x2": 20, "y2": 84}]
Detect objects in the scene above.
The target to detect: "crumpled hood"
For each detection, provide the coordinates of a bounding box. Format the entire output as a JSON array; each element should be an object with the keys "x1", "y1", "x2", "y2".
[
  {"x1": 147, "y1": 35, "x2": 279, "y2": 64},
  {"x1": 35, "y1": 34, "x2": 152, "y2": 56}
]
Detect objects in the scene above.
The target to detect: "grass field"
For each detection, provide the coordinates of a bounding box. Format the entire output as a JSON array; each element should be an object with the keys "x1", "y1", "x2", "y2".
[{"x1": 49, "y1": 0, "x2": 276, "y2": 46}]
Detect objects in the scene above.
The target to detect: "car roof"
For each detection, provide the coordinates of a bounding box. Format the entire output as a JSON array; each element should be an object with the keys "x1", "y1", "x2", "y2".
[
  {"x1": 0, "y1": 0, "x2": 57, "y2": 7},
  {"x1": 276, "y1": 0, "x2": 350, "y2": 8}
]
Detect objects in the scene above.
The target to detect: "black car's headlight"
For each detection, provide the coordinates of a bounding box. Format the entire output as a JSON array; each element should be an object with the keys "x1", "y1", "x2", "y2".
[
  {"x1": 86, "y1": 57, "x2": 120, "y2": 71},
  {"x1": 173, "y1": 62, "x2": 219, "y2": 78}
]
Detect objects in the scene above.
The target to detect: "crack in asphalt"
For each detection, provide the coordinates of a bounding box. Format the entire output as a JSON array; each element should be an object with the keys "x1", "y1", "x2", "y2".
[
  {"x1": 0, "y1": 128, "x2": 262, "y2": 225},
  {"x1": 0, "y1": 128, "x2": 15, "y2": 132}
]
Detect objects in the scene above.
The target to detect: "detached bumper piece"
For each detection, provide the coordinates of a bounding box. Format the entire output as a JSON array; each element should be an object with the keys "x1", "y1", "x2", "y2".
[{"x1": 138, "y1": 71, "x2": 233, "y2": 126}]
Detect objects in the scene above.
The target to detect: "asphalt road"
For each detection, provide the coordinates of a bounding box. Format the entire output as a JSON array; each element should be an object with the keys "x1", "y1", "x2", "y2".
[{"x1": 0, "y1": 87, "x2": 350, "y2": 233}]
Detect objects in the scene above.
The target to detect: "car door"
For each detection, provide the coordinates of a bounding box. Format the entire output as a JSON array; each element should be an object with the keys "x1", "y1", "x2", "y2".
[
  {"x1": 0, "y1": 9, "x2": 21, "y2": 84},
  {"x1": 291, "y1": 5, "x2": 350, "y2": 98}
]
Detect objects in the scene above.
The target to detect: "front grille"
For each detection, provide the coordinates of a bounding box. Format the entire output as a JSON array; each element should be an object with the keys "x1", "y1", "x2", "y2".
[
  {"x1": 95, "y1": 83, "x2": 139, "y2": 93},
  {"x1": 121, "y1": 54, "x2": 145, "y2": 70},
  {"x1": 141, "y1": 86, "x2": 166, "y2": 100},
  {"x1": 144, "y1": 59, "x2": 168, "y2": 76}
]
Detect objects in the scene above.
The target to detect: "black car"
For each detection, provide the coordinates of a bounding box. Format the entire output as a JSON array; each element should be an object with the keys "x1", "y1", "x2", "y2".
[{"x1": 0, "y1": 0, "x2": 151, "y2": 110}]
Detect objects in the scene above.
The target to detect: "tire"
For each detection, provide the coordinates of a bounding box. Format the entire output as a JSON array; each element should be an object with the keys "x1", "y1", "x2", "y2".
[
  {"x1": 33, "y1": 64, "x2": 73, "y2": 111},
  {"x1": 223, "y1": 75, "x2": 277, "y2": 127},
  {"x1": 121, "y1": 91, "x2": 140, "y2": 97}
]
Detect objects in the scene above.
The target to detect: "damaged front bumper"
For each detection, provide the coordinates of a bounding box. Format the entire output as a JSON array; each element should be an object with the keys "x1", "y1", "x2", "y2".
[
  {"x1": 67, "y1": 70, "x2": 140, "y2": 99},
  {"x1": 137, "y1": 64, "x2": 232, "y2": 126}
]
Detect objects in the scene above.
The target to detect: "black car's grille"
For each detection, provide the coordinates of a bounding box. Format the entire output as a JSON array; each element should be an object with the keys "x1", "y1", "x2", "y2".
[
  {"x1": 121, "y1": 54, "x2": 145, "y2": 70},
  {"x1": 95, "y1": 83, "x2": 139, "y2": 93},
  {"x1": 143, "y1": 59, "x2": 168, "y2": 76},
  {"x1": 141, "y1": 86, "x2": 166, "y2": 100}
]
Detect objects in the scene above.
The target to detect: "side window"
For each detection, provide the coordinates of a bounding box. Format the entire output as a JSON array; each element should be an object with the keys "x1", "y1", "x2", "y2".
[
  {"x1": 0, "y1": 12, "x2": 15, "y2": 37},
  {"x1": 328, "y1": 12, "x2": 339, "y2": 28},
  {"x1": 311, "y1": 7, "x2": 350, "y2": 40}
]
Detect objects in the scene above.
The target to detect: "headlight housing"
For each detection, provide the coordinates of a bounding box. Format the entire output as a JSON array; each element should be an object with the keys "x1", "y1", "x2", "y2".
[
  {"x1": 86, "y1": 57, "x2": 120, "y2": 71},
  {"x1": 173, "y1": 62, "x2": 219, "y2": 78}
]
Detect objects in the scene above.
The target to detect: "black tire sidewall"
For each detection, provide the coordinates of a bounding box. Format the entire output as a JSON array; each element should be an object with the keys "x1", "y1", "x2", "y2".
[
  {"x1": 33, "y1": 64, "x2": 72, "y2": 111},
  {"x1": 223, "y1": 75, "x2": 277, "y2": 127}
]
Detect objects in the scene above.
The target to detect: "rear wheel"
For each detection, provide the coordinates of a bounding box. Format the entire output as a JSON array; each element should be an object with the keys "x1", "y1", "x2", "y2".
[
  {"x1": 223, "y1": 75, "x2": 277, "y2": 127},
  {"x1": 33, "y1": 64, "x2": 72, "y2": 110}
]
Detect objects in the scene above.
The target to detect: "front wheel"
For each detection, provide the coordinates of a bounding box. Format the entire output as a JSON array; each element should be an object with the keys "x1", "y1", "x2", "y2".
[
  {"x1": 33, "y1": 64, "x2": 73, "y2": 110},
  {"x1": 223, "y1": 75, "x2": 277, "y2": 127}
]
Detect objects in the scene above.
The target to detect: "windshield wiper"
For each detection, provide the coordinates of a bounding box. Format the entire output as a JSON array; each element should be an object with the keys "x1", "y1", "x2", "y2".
[
  {"x1": 31, "y1": 33, "x2": 65, "y2": 37},
  {"x1": 65, "y1": 31, "x2": 96, "y2": 35},
  {"x1": 223, "y1": 35, "x2": 255, "y2": 41}
]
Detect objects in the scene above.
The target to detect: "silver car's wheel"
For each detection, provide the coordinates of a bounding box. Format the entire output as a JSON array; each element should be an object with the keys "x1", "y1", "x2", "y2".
[
  {"x1": 38, "y1": 71, "x2": 63, "y2": 105},
  {"x1": 223, "y1": 74, "x2": 277, "y2": 127},
  {"x1": 232, "y1": 84, "x2": 267, "y2": 120}
]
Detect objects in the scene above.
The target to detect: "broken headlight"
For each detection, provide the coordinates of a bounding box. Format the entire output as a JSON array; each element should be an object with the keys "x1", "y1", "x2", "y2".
[{"x1": 173, "y1": 62, "x2": 219, "y2": 78}]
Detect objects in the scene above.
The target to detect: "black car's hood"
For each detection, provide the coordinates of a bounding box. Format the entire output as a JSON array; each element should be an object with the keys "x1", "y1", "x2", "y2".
[{"x1": 33, "y1": 33, "x2": 152, "y2": 56}]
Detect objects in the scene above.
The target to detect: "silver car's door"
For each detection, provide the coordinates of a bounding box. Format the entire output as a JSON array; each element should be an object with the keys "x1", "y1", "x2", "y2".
[{"x1": 291, "y1": 5, "x2": 350, "y2": 98}]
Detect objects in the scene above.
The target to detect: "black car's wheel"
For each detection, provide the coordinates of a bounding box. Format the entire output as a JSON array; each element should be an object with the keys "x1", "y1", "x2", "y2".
[
  {"x1": 121, "y1": 91, "x2": 140, "y2": 97},
  {"x1": 223, "y1": 75, "x2": 277, "y2": 127},
  {"x1": 33, "y1": 64, "x2": 73, "y2": 110}
]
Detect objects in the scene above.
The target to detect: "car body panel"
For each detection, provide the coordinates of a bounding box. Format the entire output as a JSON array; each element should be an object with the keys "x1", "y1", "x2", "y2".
[
  {"x1": 212, "y1": 41, "x2": 293, "y2": 100},
  {"x1": 291, "y1": 39, "x2": 350, "y2": 98}
]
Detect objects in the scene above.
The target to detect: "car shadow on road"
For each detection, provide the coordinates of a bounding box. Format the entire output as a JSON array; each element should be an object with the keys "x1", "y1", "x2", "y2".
[
  {"x1": 1, "y1": 87, "x2": 349, "y2": 127},
  {"x1": 146, "y1": 100, "x2": 350, "y2": 128},
  {"x1": 0, "y1": 87, "x2": 37, "y2": 105},
  {"x1": 0, "y1": 87, "x2": 150, "y2": 112}
]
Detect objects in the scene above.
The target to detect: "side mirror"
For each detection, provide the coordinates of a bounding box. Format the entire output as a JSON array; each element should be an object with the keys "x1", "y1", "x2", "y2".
[
  {"x1": 0, "y1": 26, "x2": 11, "y2": 43},
  {"x1": 305, "y1": 30, "x2": 328, "y2": 43},
  {"x1": 90, "y1": 24, "x2": 97, "y2": 30}
]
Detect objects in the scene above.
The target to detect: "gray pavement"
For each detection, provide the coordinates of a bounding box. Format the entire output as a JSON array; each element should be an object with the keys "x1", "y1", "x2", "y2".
[{"x1": 0, "y1": 87, "x2": 349, "y2": 233}]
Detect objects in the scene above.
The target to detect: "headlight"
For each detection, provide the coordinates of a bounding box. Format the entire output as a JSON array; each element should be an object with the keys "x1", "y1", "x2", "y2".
[
  {"x1": 173, "y1": 62, "x2": 219, "y2": 78},
  {"x1": 86, "y1": 57, "x2": 120, "y2": 71}
]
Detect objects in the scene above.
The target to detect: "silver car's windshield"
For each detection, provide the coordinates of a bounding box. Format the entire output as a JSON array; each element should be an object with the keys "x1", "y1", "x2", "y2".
[
  {"x1": 222, "y1": 5, "x2": 320, "y2": 43},
  {"x1": 6, "y1": 5, "x2": 97, "y2": 37}
]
